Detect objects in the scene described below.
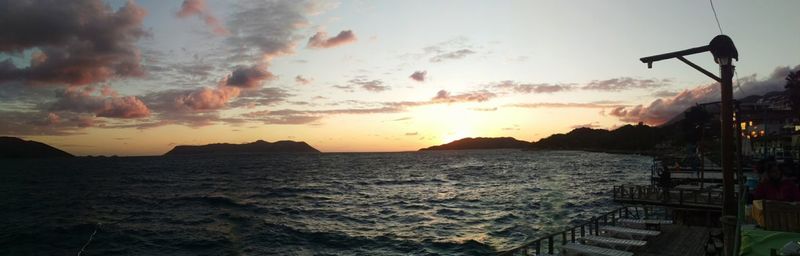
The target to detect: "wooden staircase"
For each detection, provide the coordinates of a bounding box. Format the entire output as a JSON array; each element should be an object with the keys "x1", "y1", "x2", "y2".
[{"x1": 560, "y1": 218, "x2": 667, "y2": 256}]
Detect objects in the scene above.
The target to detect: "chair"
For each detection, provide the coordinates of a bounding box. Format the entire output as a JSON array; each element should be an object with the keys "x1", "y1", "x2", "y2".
[{"x1": 762, "y1": 200, "x2": 800, "y2": 232}]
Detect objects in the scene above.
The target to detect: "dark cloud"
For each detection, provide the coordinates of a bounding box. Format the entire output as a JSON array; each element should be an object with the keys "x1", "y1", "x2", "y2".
[
  {"x1": 176, "y1": 0, "x2": 229, "y2": 36},
  {"x1": 431, "y1": 90, "x2": 495, "y2": 103},
  {"x1": 0, "y1": 0, "x2": 148, "y2": 86},
  {"x1": 430, "y1": 49, "x2": 475, "y2": 62},
  {"x1": 608, "y1": 65, "x2": 800, "y2": 125},
  {"x1": 409, "y1": 71, "x2": 427, "y2": 82},
  {"x1": 225, "y1": 65, "x2": 274, "y2": 88},
  {"x1": 582, "y1": 77, "x2": 670, "y2": 91},
  {"x1": 307, "y1": 30, "x2": 357, "y2": 49},
  {"x1": 492, "y1": 80, "x2": 574, "y2": 94},
  {"x1": 295, "y1": 75, "x2": 311, "y2": 85},
  {"x1": 350, "y1": 78, "x2": 389, "y2": 92}
]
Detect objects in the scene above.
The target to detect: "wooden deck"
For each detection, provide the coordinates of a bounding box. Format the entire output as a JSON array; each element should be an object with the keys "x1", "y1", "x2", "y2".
[{"x1": 636, "y1": 225, "x2": 714, "y2": 256}]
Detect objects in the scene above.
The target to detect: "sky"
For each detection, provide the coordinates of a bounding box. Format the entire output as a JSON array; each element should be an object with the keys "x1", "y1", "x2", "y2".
[{"x1": 1, "y1": 0, "x2": 799, "y2": 156}]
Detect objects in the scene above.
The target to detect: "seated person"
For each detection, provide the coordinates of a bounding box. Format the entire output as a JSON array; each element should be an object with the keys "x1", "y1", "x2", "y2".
[{"x1": 753, "y1": 161, "x2": 800, "y2": 202}]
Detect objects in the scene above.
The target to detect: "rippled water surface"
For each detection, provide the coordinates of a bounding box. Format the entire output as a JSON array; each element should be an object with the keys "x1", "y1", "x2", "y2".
[{"x1": 0, "y1": 150, "x2": 651, "y2": 255}]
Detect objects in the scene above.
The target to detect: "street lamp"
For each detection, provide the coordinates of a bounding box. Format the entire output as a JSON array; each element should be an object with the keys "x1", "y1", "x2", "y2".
[{"x1": 640, "y1": 35, "x2": 739, "y2": 256}]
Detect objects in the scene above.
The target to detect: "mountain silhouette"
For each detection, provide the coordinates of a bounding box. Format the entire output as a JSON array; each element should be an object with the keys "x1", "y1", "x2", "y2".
[
  {"x1": 0, "y1": 137, "x2": 74, "y2": 158},
  {"x1": 419, "y1": 137, "x2": 532, "y2": 151},
  {"x1": 529, "y1": 124, "x2": 667, "y2": 153},
  {"x1": 164, "y1": 140, "x2": 320, "y2": 155}
]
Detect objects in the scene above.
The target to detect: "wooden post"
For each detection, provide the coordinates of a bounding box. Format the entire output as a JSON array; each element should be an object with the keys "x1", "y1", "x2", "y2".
[
  {"x1": 571, "y1": 228, "x2": 576, "y2": 243},
  {"x1": 721, "y1": 61, "x2": 736, "y2": 216},
  {"x1": 594, "y1": 218, "x2": 600, "y2": 235}
]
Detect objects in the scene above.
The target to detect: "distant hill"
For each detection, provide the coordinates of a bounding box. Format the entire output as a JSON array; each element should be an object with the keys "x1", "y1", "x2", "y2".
[
  {"x1": 529, "y1": 124, "x2": 668, "y2": 153},
  {"x1": 419, "y1": 137, "x2": 532, "y2": 151},
  {"x1": 164, "y1": 140, "x2": 320, "y2": 155},
  {"x1": 0, "y1": 137, "x2": 74, "y2": 158}
]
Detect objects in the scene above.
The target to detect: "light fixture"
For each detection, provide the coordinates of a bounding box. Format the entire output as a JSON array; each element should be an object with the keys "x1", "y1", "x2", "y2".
[{"x1": 709, "y1": 35, "x2": 738, "y2": 66}]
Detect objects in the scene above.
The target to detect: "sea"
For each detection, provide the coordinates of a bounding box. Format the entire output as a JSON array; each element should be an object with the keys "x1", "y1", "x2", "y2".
[{"x1": 0, "y1": 150, "x2": 652, "y2": 256}]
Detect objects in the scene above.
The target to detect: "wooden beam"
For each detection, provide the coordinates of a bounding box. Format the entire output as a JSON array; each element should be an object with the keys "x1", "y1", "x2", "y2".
[{"x1": 676, "y1": 56, "x2": 722, "y2": 82}]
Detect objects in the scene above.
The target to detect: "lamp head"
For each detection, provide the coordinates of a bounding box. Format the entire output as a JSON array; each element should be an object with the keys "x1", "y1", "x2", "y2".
[{"x1": 709, "y1": 35, "x2": 738, "y2": 65}]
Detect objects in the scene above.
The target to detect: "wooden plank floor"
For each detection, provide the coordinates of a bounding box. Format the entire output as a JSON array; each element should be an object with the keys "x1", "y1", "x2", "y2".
[{"x1": 635, "y1": 225, "x2": 713, "y2": 256}]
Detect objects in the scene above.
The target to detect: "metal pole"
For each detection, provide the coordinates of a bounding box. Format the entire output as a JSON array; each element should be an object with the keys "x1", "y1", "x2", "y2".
[{"x1": 721, "y1": 62, "x2": 736, "y2": 216}]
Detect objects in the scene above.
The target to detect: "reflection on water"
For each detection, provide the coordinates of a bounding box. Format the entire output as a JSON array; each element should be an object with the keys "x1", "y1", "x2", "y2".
[{"x1": 0, "y1": 150, "x2": 651, "y2": 255}]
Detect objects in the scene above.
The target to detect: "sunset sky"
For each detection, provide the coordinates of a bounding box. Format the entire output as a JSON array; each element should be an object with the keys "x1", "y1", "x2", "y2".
[{"x1": 1, "y1": 0, "x2": 799, "y2": 155}]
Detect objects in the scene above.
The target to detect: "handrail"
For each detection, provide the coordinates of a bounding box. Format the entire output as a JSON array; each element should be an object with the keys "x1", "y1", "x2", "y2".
[
  {"x1": 497, "y1": 206, "x2": 634, "y2": 255},
  {"x1": 612, "y1": 184, "x2": 725, "y2": 207}
]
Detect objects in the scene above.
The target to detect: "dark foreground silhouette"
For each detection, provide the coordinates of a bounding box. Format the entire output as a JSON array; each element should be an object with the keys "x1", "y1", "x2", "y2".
[{"x1": 0, "y1": 137, "x2": 74, "y2": 158}]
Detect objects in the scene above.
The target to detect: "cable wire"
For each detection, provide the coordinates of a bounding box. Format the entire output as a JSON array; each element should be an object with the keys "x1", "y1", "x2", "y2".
[{"x1": 710, "y1": 0, "x2": 724, "y2": 34}]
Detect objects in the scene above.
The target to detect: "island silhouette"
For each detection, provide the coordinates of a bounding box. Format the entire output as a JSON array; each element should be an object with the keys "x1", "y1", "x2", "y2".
[{"x1": 163, "y1": 140, "x2": 320, "y2": 155}]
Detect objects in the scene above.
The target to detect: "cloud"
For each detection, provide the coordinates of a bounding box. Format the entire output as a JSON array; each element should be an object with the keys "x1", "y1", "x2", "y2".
[
  {"x1": 0, "y1": 0, "x2": 148, "y2": 86},
  {"x1": 582, "y1": 77, "x2": 670, "y2": 91},
  {"x1": 652, "y1": 90, "x2": 678, "y2": 97},
  {"x1": 145, "y1": 86, "x2": 240, "y2": 112},
  {"x1": 492, "y1": 80, "x2": 574, "y2": 94},
  {"x1": 430, "y1": 49, "x2": 475, "y2": 62},
  {"x1": 226, "y1": 0, "x2": 313, "y2": 61},
  {"x1": 260, "y1": 115, "x2": 323, "y2": 125},
  {"x1": 307, "y1": 30, "x2": 357, "y2": 49},
  {"x1": 431, "y1": 90, "x2": 495, "y2": 103},
  {"x1": 225, "y1": 65, "x2": 274, "y2": 88},
  {"x1": 350, "y1": 78, "x2": 390, "y2": 92},
  {"x1": 0, "y1": 110, "x2": 96, "y2": 136},
  {"x1": 240, "y1": 89, "x2": 498, "y2": 125},
  {"x1": 607, "y1": 65, "x2": 800, "y2": 125},
  {"x1": 470, "y1": 107, "x2": 498, "y2": 112},
  {"x1": 49, "y1": 86, "x2": 150, "y2": 118},
  {"x1": 175, "y1": 86, "x2": 240, "y2": 111},
  {"x1": 229, "y1": 87, "x2": 291, "y2": 108},
  {"x1": 295, "y1": 75, "x2": 312, "y2": 85},
  {"x1": 332, "y1": 84, "x2": 354, "y2": 92},
  {"x1": 570, "y1": 122, "x2": 602, "y2": 129},
  {"x1": 176, "y1": 0, "x2": 229, "y2": 35},
  {"x1": 405, "y1": 132, "x2": 418, "y2": 136},
  {"x1": 506, "y1": 101, "x2": 625, "y2": 109},
  {"x1": 243, "y1": 106, "x2": 403, "y2": 125},
  {"x1": 409, "y1": 71, "x2": 427, "y2": 82}
]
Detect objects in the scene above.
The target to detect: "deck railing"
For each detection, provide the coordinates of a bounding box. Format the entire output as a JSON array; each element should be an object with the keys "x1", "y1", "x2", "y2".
[
  {"x1": 497, "y1": 206, "x2": 655, "y2": 256},
  {"x1": 613, "y1": 184, "x2": 725, "y2": 207}
]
